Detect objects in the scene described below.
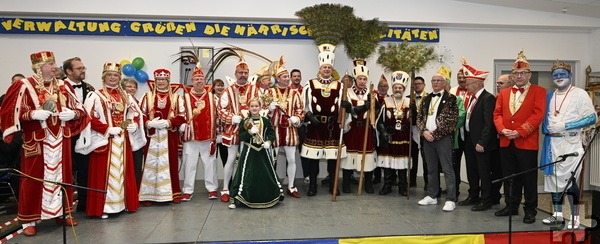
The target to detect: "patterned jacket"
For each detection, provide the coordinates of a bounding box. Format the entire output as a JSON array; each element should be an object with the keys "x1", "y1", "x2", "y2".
[{"x1": 417, "y1": 91, "x2": 458, "y2": 140}]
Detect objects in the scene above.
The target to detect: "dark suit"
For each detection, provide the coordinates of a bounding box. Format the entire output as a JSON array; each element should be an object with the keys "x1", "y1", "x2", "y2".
[
  {"x1": 408, "y1": 92, "x2": 428, "y2": 187},
  {"x1": 417, "y1": 91, "x2": 458, "y2": 201},
  {"x1": 464, "y1": 89, "x2": 498, "y2": 205},
  {"x1": 68, "y1": 80, "x2": 95, "y2": 212}
]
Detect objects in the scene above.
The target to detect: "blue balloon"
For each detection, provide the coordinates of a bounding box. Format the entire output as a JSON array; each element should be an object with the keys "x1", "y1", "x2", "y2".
[
  {"x1": 122, "y1": 64, "x2": 136, "y2": 77},
  {"x1": 134, "y1": 70, "x2": 149, "y2": 83}
]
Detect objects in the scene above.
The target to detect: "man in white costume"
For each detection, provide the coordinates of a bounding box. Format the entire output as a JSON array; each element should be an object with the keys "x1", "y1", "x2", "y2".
[{"x1": 540, "y1": 61, "x2": 597, "y2": 229}]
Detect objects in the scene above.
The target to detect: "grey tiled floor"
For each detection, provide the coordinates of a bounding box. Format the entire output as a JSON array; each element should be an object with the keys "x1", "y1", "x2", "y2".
[{"x1": 8, "y1": 178, "x2": 553, "y2": 243}]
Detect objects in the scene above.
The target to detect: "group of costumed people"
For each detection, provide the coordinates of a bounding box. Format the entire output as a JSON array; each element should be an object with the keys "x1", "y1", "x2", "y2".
[{"x1": 0, "y1": 7, "x2": 597, "y2": 239}]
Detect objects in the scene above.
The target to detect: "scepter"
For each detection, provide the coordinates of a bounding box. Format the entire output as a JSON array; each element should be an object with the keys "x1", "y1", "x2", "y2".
[
  {"x1": 357, "y1": 83, "x2": 376, "y2": 195},
  {"x1": 332, "y1": 75, "x2": 352, "y2": 202}
]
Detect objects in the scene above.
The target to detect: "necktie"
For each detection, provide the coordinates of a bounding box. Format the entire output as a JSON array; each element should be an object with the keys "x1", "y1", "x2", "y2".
[
  {"x1": 512, "y1": 87, "x2": 524, "y2": 93},
  {"x1": 457, "y1": 87, "x2": 468, "y2": 94}
]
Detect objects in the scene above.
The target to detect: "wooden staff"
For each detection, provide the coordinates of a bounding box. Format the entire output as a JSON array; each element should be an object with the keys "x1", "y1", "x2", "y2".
[
  {"x1": 406, "y1": 68, "x2": 415, "y2": 199},
  {"x1": 357, "y1": 84, "x2": 375, "y2": 195},
  {"x1": 332, "y1": 75, "x2": 352, "y2": 202}
]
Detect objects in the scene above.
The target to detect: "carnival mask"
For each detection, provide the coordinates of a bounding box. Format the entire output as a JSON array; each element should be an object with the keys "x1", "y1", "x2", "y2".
[{"x1": 552, "y1": 68, "x2": 572, "y2": 90}]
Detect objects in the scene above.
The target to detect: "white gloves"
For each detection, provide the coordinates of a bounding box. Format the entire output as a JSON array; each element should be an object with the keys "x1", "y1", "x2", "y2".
[
  {"x1": 179, "y1": 124, "x2": 187, "y2": 133},
  {"x1": 289, "y1": 116, "x2": 300, "y2": 126},
  {"x1": 548, "y1": 122, "x2": 566, "y2": 133},
  {"x1": 249, "y1": 126, "x2": 259, "y2": 135},
  {"x1": 232, "y1": 115, "x2": 242, "y2": 124},
  {"x1": 147, "y1": 118, "x2": 161, "y2": 128},
  {"x1": 147, "y1": 118, "x2": 169, "y2": 129},
  {"x1": 107, "y1": 127, "x2": 123, "y2": 136},
  {"x1": 269, "y1": 101, "x2": 278, "y2": 111},
  {"x1": 263, "y1": 141, "x2": 271, "y2": 149},
  {"x1": 216, "y1": 135, "x2": 223, "y2": 144},
  {"x1": 126, "y1": 122, "x2": 138, "y2": 133},
  {"x1": 31, "y1": 110, "x2": 53, "y2": 121},
  {"x1": 58, "y1": 108, "x2": 76, "y2": 121}
]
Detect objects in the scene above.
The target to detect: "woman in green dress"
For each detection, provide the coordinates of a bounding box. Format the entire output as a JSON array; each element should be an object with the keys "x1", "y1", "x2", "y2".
[{"x1": 229, "y1": 97, "x2": 283, "y2": 209}]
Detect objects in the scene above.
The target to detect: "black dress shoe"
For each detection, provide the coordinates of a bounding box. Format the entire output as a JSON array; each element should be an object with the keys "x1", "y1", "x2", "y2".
[
  {"x1": 458, "y1": 197, "x2": 480, "y2": 206},
  {"x1": 523, "y1": 214, "x2": 536, "y2": 224},
  {"x1": 471, "y1": 203, "x2": 492, "y2": 211},
  {"x1": 379, "y1": 185, "x2": 392, "y2": 195},
  {"x1": 494, "y1": 207, "x2": 518, "y2": 217},
  {"x1": 307, "y1": 189, "x2": 317, "y2": 196}
]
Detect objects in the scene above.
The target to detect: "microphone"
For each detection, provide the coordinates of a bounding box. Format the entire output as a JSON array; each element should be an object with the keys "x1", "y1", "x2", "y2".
[
  {"x1": 558, "y1": 152, "x2": 579, "y2": 161},
  {"x1": 560, "y1": 152, "x2": 579, "y2": 158}
]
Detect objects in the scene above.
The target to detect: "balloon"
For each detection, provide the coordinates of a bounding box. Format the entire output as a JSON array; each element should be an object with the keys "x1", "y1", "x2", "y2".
[
  {"x1": 122, "y1": 64, "x2": 136, "y2": 77},
  {"x1": 132, "y1": 57, "x2": 145, "y2": 70},
  {"x1": 134, "y1": 70, "x2": 149, "y2": 83},
  {"x1": 120, "y1": 59, "x2": 131, "y2": 68}
]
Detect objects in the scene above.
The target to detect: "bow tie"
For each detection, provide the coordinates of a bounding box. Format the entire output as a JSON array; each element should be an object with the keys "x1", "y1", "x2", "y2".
[
  {"x1": 73, "y1": 84, "x2": 83, "y2": 89},
  {"x1": 431, "y1": 93, "x2": 441, "y2": 97},
  {"x1": 511, "y1": 87, "x2": 525, "y2": 94},
  {"x1": 457, "y1": 87, "x2": 468, "y2": 93}
]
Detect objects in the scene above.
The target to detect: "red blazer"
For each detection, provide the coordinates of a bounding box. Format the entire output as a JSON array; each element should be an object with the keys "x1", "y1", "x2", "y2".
[{"x1": 493, "y1": 84, "x2": 546, "y2": 150}]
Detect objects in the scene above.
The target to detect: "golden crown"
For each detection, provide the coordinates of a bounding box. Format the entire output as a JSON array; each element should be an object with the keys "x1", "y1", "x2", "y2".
[
  {"x1": 103, "y1": 62, "x2": 121, "y2": 73},
  {"x1": 30, "y1": 51, "x2": 55, "y2": 65},
  {"x1": 551, "y1": 60, "x2": 571, "y2": 73}
]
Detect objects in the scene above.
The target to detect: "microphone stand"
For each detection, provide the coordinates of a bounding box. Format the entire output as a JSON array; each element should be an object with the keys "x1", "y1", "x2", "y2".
[
  {"x1": 7, "y1": 168, "x2": 106, "y2": 244},
  {"x1": 492, "y1": 154, "x2": 572, "y2": 244},
  {"x1": 556, "y1": 125, "x2": 599, "y2": 244}
]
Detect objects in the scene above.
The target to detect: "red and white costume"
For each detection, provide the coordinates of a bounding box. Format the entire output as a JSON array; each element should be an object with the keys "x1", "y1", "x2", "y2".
[
  {"x1": 138, "y1": 70, "x2": 187, "y2": 203},
  {"x1": 181, "y1": 67, "x2": 219, "y2": 197},
  {"x1": 0, "y1": 63, "x2": 88, "y2": 224},
  {"x1": 75, "y1": 63, "x2": 146, "y2": 217}
]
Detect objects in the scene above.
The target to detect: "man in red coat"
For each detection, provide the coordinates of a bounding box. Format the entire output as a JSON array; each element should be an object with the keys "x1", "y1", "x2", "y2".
[
  {"x1": 493, "y1": 50, "x2": 546, "y2": 224},
  {"x1": 0, "y1": 51, "x2": 89, "y2": 236}
]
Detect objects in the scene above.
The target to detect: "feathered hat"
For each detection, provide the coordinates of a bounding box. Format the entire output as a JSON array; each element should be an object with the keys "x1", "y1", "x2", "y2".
[{"x1": 296, "y1": 4, "x2": 355, "y2": 68}]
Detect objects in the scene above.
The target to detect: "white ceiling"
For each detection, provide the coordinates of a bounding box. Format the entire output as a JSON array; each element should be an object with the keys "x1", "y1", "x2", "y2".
[{"x1": 456, "y1": 0, "x2": 600, "y2": 18}]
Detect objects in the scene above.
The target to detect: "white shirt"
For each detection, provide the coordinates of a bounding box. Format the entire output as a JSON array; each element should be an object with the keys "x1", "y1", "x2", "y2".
[
  {"x1": 425, "y1": 90, "x2": 444, "y2": 132},
  {"x1": 65, "y1": 78, "x2": 84, "y2": 102}
]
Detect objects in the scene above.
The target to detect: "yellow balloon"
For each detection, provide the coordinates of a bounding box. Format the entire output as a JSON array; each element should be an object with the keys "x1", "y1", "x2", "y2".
[{"x1": 120, "y1": 59, "x2": 131, "y2": 68}]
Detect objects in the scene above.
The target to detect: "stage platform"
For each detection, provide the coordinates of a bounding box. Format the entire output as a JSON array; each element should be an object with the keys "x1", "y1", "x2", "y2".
[{"x1": 2, "y1": 178, "x2": 595, "y2": 243}]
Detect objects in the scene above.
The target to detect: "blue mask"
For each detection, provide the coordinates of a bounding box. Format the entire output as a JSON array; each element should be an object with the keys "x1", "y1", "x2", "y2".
[{"x1": 552, "y1": 68, "x2": 571, "y2": 90}]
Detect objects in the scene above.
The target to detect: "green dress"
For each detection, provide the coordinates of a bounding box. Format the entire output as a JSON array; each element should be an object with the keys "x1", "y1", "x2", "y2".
[{"x1": 230, "y1": 116, "x2": 283, "y2": 208}]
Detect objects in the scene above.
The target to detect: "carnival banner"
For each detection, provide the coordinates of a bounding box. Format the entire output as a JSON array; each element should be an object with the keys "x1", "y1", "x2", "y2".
[{"x1": 0, "y1": 17, "x2": 440, "y2": 42}]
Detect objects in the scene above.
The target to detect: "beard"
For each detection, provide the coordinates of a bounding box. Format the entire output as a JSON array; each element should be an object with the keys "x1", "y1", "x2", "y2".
[{"x1": 393, "y1": 93, "x2": 403, "y2": 98}]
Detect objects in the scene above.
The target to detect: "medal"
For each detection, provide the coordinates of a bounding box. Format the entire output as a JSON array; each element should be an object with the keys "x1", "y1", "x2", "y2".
[
  {"x1": 114, "y1": 102, "x2": 124, "y2": 112},
  {"x1": 239, "y1": 95, "x2": 247, "y2": 105},
  {"x1": 192, "y1": 100, "x2": 205, "y2": 116},
  {"x1": 395, "y1": 120, "x2": 402, "y2": 130}
]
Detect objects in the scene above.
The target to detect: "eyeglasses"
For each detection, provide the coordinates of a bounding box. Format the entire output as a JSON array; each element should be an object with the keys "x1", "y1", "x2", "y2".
[
  {"x1": 496, "y1": 82, "x2": 506, "y2": 85},
  {"x1": 430, "y1": 79, "x2": 445, "y2": 83},
  {"x1": 414, "y1": 83, "x2": 424, "y2": 86},
  {"x1": 74, "y1": 66, "x2": 87, "y2": 71},
  {"x1": 236, "y1": 71, "x2": 249, "y2": 75},
  {"x1": 511, "y1": 71, "x2": 530, "y2": 77},
  {"x1": 465, "y1": 82, "x2": 478, "y2": 86}
]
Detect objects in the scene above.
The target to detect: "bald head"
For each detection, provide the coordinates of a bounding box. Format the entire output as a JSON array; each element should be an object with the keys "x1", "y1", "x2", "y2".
[{"x1": 496, "y1": 74, "x2": 513, "y2": 92}]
